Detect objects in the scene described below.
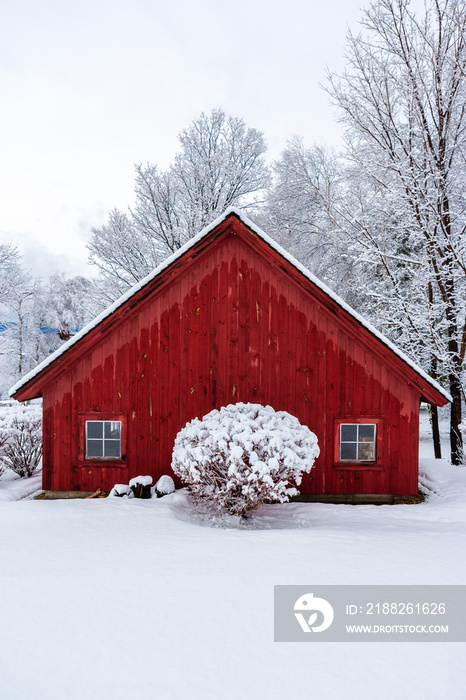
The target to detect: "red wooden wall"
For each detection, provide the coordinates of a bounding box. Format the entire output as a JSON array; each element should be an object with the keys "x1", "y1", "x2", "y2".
[{"x1": 39, "y1": 219, "x2": 423, "y2": 495}]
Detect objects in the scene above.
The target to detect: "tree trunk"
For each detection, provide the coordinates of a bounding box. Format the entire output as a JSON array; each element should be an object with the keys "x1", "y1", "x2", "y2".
[
  {"x1": 427, "y1": 287, "x2": 442, "y2": 459},
  {"x1": 444, "y1": 294, "x2": 463, "y2": 465},
  {"x1": 17, "y1": 311, "x2": 23, "y2": 376},
  {"x1": 449, "y1": 372, "x2": 463, "y2": 465},
  {"x1": 429, "y1": 404, "x2": 442, "y2": 459}
]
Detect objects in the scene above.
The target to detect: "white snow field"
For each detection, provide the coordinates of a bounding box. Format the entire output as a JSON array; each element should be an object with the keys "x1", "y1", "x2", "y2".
[{"x1": 1, "y1": 413, "x2": 466, "y2": 700}]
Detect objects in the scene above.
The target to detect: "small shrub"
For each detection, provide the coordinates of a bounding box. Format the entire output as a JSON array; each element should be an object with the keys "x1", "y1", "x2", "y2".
[
  {"x1": 0, "y1": 404, "x2": 42, "y2": 478},
  {"x1": 0, "y1": 428, "x2": 9, "y2": 477},
  {"x1": 171, "y1": 403, "x2": 319, "y2": 517}
]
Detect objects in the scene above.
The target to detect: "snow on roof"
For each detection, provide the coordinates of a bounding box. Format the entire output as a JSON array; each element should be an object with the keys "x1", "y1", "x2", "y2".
[{"x1": 9, "y1": 207, "x2": 452, "y2": 402}]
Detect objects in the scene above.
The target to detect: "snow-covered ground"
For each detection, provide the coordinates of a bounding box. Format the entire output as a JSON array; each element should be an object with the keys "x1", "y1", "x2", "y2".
[
  {"x1": 1, "y1": 412, "x2": 465, "y2": 700},
  {"x1": 0, "y1": 470, "x2": 42, "y2": 502}
]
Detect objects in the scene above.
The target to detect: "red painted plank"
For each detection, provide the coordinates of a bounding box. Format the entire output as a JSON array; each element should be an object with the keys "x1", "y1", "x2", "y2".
[
  {"x1": 115, "y1": 321, "x2": 129, "y2": 414},
  {"x1": 71, "y1": 362, "x2": 83, "y2": 489},
  {"x1": 286, "y1": 284, "x2": 297, "y2": 414},
  {"x1": 259, "y1": 261, "x2": 270, "y2": 407},
  {"x1": 237, "y1": 248, "x2": 250, "y2": 402},
  {"x1": 209, "y1": 254, "x2": 220, "y2": 410},
  {"x1": 247, "y1": 264, "x2": 261, "y2": 405},
  {"x1": 82, "y1": 352, "x2": 92, "y2": 413},
  {"x1": 197, "y1": 260, "x2": 211, "y2": 421},
  {"x1": 42, "y1": 389, "x2": 53, "y2": 490},
  {"x1": 316, "y1": 309, "x2": 327, "y2": 489},
  {"x1": 353, "y1": 342, "x2": 365, "y2": 415},
  {"x1": 186, "y1": 266, "x2": 200, "y2": 423},
  {"x1": 167, "y1": 280, "x2": 182, "y2": 473},
  {"x1": 50, "y1": 381, "x2": 61, "y2": 489},
  {"x1": 227, "y1": 240, "x2": 239, "y2": 404},
  {"x1": 128, "y1": 314, "x2": 140, "y2": 479},
  {"x1": 267, "y1": 277, "x2": 279, "y2": 410},
  {"x1": 323, "y1": 318, "x2": 338, "y2": 495},
  {"x1": 149, "y1": 297, "x2": 161, "y2": 470},
  {"x1": 59, "y1": 375, "x2": 72, "y2": 491},
  {"x1": 337, "y1": 330, "x2": 346, "y2": 416},
  {"x1": 90, "y1": 344, "x2": 103, "y2": 412},
  {"x1": 408, "y1": 390, "x2": 420, "y2": 493},
  {"x1": 137, "y1": 305, "x2": 151, "y2": 474},
  {"x1": 388, "y1": 375, "x2": 407, "y2": 494},
  {"x1": 380, "y1": 365, "x2": 391, "y2": 494},
  {"x1": 364, "y1": 351, "x2": 374, "y2": 415},
  {"x1": 215, "y1": 245, "x2": 229, "y2": 409},
  {"x1": 345, "y1": 335, "x2": 355, "y2": 416},
  {"x1": 277, "y1": 287, "x2": 289, "y2": 411}
]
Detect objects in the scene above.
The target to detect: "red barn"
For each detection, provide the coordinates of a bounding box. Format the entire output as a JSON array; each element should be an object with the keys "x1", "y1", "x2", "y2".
[{"x1": 10, "y1": 209, "x2": 449, "y2": 501}]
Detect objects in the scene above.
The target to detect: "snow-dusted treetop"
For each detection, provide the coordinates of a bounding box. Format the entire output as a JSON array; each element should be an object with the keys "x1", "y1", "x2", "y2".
[{"x1": 10, "y1": 207, "x2": 451, "y2": 402}]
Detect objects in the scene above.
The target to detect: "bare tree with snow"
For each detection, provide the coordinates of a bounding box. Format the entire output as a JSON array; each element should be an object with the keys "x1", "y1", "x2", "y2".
[
  {"x1": 0, "y1": 246, "x2": 95, "y2": 394},
  {"x1": 0, "y1": 244, "x2": 21, "y2": 301},
  {"x1": 317, "y1": 0, "x2": 466, "y2": 464},
  {"x1": 88, "y1": 109, "x2": 270, "y2": 301},
  {"x1": 262, "y1": 138, "x2": 366, "y2": 305}
]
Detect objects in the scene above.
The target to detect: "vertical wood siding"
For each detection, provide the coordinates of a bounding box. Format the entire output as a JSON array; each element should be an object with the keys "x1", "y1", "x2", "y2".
[{"x1": 43, "y1": 224, "x2": 421, "y2": 495}]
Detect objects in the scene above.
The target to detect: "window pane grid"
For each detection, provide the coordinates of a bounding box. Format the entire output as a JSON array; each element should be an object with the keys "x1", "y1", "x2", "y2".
[
  {"x1": 340, "y1": 423, "x2": 376, "y2": 462},
  {"x1": 86, "y1": 420, "x2": 122, "y2": 459}
]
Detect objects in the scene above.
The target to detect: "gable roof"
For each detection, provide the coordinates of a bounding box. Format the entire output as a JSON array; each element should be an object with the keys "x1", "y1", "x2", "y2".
[{"x1": 10, "y1": 207, "x2": 451, "y2": 404}]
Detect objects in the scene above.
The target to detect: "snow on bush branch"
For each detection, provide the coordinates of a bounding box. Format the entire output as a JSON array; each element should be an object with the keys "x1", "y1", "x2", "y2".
[
  {"x1": 0, "y1": 403, "x2": 42, "y2": 477},
  {"x1": 171, "y1": 403, "x2": 319, "y2": 517}
]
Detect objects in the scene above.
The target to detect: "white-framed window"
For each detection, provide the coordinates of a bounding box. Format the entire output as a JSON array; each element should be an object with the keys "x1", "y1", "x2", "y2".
[
  {"x1": 85, "y1": 420, "x2": 122, "y2": 459},
  {"x1": 339, "y1": 423, "x2": 376, "y2": 462}
]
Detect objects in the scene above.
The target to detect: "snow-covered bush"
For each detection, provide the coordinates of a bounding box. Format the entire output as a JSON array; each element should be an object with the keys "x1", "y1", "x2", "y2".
[
  {"x1": 155, "y1": 475, "x2": 175, "y2": 497},
  {"x1": 0, "y1": 429, "x2": 8, "y2": 477},
  {"x1": 171, "y1": 403, "x2": 319, "y2": 517},
  {"x1": 0, "y1": 403, "x2": 42, "y2": 477}
]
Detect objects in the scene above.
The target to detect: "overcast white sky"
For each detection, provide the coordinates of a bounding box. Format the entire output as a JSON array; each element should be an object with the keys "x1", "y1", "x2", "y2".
[{"x1": 0, "y1": 0, "x2": 365, "y2": 279}]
